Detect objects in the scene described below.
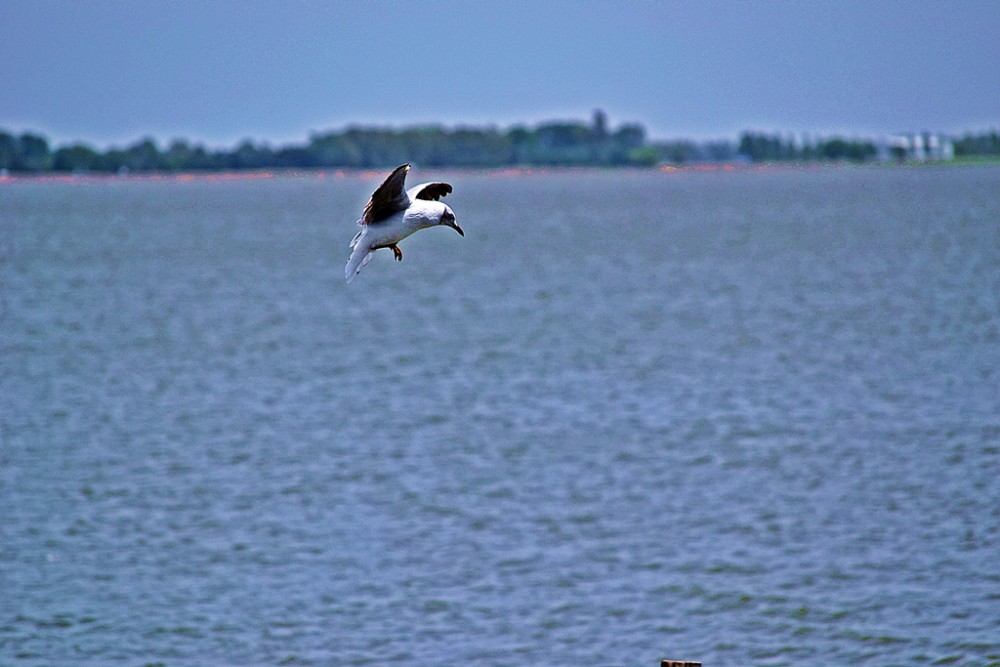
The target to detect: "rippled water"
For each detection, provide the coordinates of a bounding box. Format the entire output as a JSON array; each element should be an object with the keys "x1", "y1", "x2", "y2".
[{"x1": 2, "y1": 166, "x2": 999, "y2": 666}]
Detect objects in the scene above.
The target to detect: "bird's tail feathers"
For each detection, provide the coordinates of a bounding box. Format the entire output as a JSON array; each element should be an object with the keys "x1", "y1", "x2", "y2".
[{"x1": 345, "y1": 242, "x2": 376, "y2": 283}]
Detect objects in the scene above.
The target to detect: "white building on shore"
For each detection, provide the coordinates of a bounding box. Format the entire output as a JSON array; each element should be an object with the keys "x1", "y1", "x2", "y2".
[{"x1": 878, "y1": 133, "x2": 955, "y2": 161}]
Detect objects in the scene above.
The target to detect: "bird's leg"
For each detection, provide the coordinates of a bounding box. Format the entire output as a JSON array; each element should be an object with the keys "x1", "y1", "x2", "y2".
[{"x1": 389, "y1": 244, "x2": 403, "y2": 262}]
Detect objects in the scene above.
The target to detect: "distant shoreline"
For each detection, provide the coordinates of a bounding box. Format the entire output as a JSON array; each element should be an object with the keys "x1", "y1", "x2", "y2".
[{"x1": 3, "y1": 113, "x2": 998, "y2": 175}]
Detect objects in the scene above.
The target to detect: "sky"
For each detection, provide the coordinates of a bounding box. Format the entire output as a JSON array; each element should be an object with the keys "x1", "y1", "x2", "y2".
[{"x1": 2, "y1": 0, "x2": 998, "y2": 148}]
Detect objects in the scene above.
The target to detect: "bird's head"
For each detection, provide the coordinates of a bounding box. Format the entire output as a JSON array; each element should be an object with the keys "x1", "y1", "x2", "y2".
[{"x1": 439, "y1": 205, "x2": 464, "y2": 236}]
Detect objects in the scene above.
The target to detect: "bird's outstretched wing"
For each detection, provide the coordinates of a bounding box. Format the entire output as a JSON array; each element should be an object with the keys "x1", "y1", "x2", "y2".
[
  {"x1": 361, "y1": 164, "x2": 411, "y2": 225},
  {"x1": 407, "y1": 182, "x2": 453, "y2": 202}
]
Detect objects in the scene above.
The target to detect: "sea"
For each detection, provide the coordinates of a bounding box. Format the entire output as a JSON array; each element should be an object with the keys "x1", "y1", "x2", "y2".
[{"x1": 2, "y1": 165, "x2": 999, "y2": 667}]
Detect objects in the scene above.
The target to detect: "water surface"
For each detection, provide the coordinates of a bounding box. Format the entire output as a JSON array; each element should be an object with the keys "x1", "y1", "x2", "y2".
[{"x1": 2, "y1": 166, "x2": 999, "y2": 666}]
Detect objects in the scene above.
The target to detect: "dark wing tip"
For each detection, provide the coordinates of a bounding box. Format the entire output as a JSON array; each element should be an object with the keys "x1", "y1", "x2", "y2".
[{"x1": 413, "y1": 182, "x2": 453, "y2": 201}]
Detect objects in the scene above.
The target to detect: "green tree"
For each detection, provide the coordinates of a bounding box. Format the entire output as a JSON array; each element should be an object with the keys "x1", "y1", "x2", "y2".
[
  {"x1": 51, "y1": 144, "x2": 101, "y2": 172},
  {"x1": 819, "y1": 138, "x2": 876, "y2": 162},
  {"x1": 627, "y1": 146, "x2": 660, "y2": 166},
  {"x1": 230, "y1": 140, "x2": 274, "y2": 169},
  {"x1": 954, "y1": 129, "x2": 1000, "y2": 156},
  {"x1": 0, "y1": 131, "x2": 18, "y2": 170},
  {"x1": 18, "y1": 133, "x2": 52, "y2": 171},
  {"x1": 124, "y1": 138, "x2": 163, "y2": 171}
]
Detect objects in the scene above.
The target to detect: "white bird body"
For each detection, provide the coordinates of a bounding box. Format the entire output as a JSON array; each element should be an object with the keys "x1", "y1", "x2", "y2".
[{"x1": 345, "y1": 165, "x2": 463, "y2": 282}]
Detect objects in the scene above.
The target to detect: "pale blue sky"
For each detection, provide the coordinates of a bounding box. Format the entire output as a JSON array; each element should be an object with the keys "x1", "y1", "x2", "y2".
[{"x1": 2, "y1": 0, "x2": 998, "y2": 147}]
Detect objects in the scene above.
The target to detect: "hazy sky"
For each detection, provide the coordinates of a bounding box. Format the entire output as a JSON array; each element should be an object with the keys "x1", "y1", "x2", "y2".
[{"x1": 2, "y1": 0, "x2": 998, "y2": 147}]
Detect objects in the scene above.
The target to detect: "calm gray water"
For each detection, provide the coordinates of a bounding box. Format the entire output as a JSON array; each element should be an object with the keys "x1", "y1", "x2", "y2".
[{"x1": 2, "y1": 166, "x2": 999, "y2": 667}]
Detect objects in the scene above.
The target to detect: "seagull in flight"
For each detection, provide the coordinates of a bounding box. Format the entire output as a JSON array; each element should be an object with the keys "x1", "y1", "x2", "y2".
[{"x1": 345, "y1": 164, "x2": 463, "y2": 282}]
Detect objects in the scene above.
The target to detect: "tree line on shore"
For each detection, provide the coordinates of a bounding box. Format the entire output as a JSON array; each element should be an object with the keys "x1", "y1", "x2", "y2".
[{"x1": 2, "y1": 111, "x2": 998, "y2": 174}]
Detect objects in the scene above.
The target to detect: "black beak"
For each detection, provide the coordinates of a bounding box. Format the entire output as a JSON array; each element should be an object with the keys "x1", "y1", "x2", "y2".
[{"x1": 446, "y1": 220, "x2": 464, "y2": 236}]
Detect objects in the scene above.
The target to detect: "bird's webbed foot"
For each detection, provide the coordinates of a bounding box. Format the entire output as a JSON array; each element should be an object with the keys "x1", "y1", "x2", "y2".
[{"x1": 390, "y1": 244, "x2": 403, "y2": 261}]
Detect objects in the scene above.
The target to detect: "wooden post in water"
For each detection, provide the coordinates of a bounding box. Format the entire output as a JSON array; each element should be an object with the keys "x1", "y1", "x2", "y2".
[{"x1": 661, "y1": 661, "x2": 701, "y2": 667}]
